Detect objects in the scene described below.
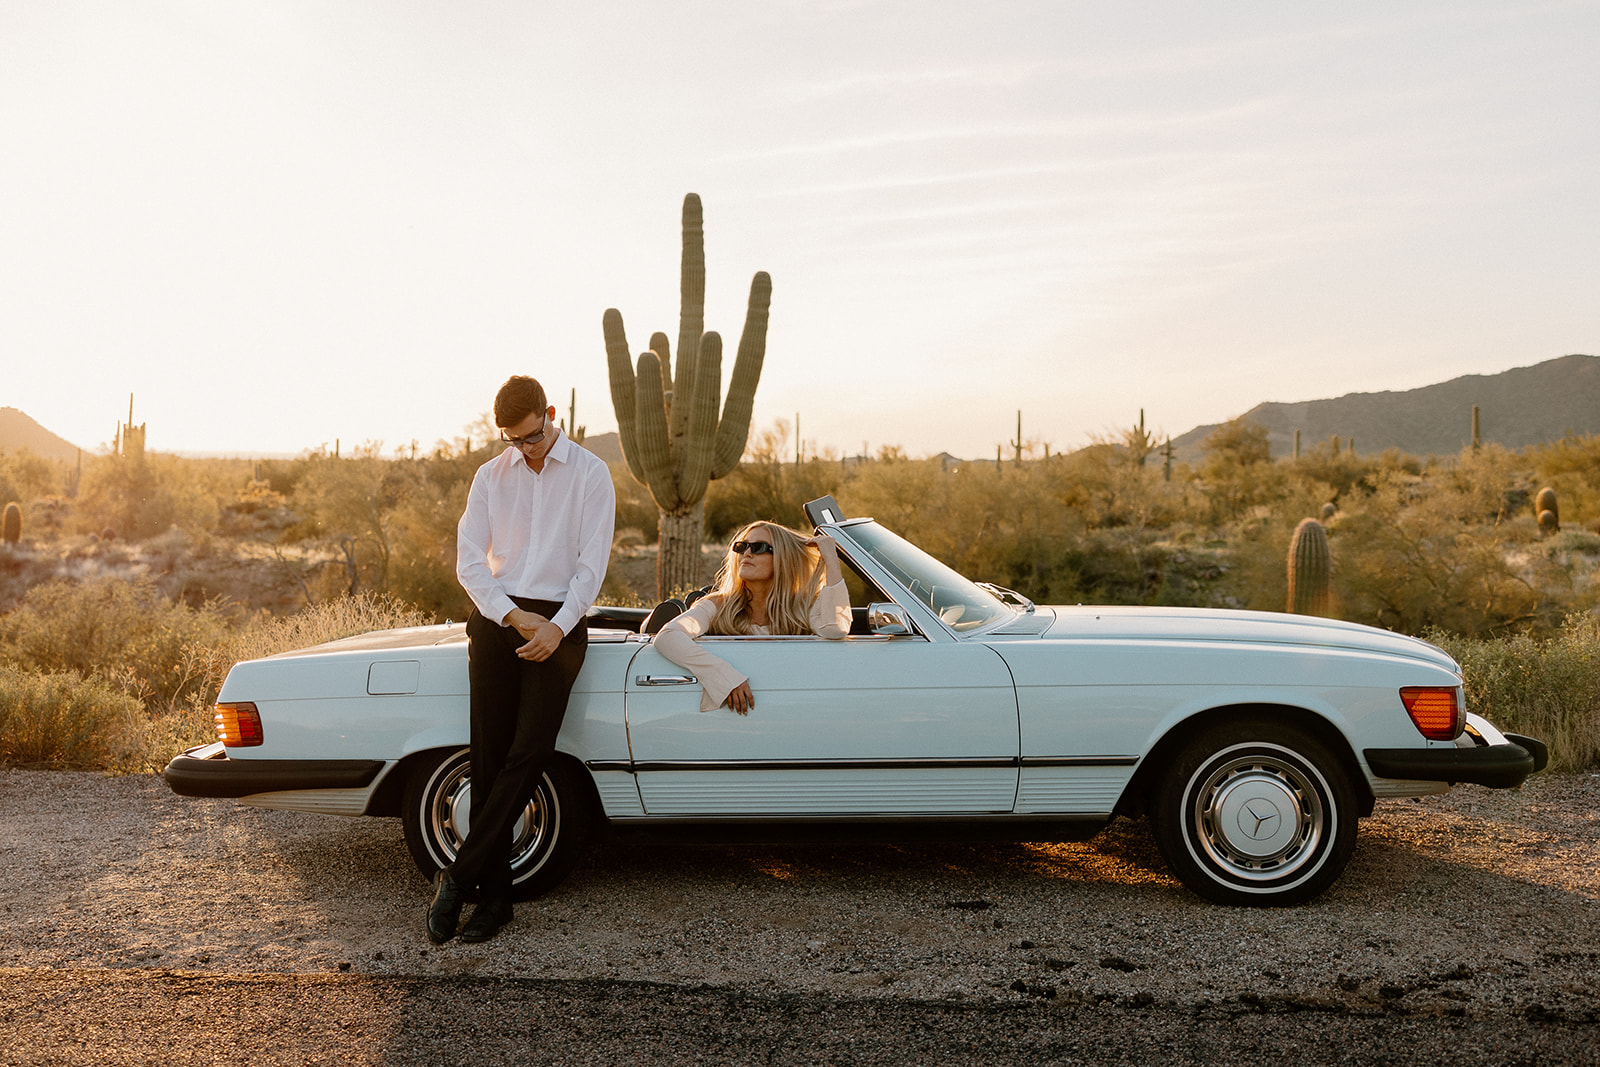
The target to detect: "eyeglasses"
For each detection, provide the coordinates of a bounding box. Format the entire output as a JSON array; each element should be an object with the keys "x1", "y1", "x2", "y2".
[
  {"x1": 500, "y1": 422, "x2": 548, "y2": 452},
  {"x1": 730, "y1": 540, "x2": 774, "y2": 556}
]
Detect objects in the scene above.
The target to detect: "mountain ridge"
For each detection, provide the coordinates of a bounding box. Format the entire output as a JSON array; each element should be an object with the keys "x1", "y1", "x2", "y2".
[
  {"x1": 0, "y1": 408, "x2": 87, "y2": 462},
  {"x1": 1167, "y1": 353, "x2": 1599, "y2": 461}
]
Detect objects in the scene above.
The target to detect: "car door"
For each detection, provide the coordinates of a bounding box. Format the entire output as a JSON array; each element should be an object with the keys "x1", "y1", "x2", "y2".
[{"x1": 623, "y1": 634, "x2": 1019, "y2": 815}]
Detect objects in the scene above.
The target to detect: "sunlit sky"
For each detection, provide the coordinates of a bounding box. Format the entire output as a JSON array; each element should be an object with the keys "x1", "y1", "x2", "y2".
[{"x1": 4, "y1": 1, "x2": 1597, "y2": 460}]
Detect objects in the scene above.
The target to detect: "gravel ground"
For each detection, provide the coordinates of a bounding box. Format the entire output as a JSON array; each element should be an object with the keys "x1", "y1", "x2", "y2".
[{"x1": 2, "y1": 767, "x2": 1597, "y2": 1062}]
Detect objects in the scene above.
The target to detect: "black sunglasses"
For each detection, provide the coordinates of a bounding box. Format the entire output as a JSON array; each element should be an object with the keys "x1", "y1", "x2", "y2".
[
  {"x1": 500, "y1": 422, "x2": 548, "y2": 451},
  {"x1": 730, "y1": 540, "x2": 774, "y2": 556}
]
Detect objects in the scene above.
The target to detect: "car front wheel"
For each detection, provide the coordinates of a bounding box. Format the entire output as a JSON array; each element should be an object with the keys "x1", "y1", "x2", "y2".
[
  {"x1": 400, "y1": 747, "x2": 592, "y2": 900},
  {"x1": 1150, "y1": 719, "x2": 1358, "y2": 906}
]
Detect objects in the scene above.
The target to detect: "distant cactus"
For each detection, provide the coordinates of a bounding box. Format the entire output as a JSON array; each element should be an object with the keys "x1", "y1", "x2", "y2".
[
  {"x1": 1471, "y1": 405, "x2": 1481, "y2": 451},
  {"x1": 603, "y1": 193, "x2": 772, "y2": 596},
  {"x1": 561, "y1": 387, "x2": 587, "y2": 446},
  {"x1": 2, "y1": 501, "x2": 20, "y2": 545},
  {"x1": 1293, "y1": 429, "x2": 1301, "y2": 460},
  {"x1": 1320, "y1": 502, "x2": 1336, "y2": 522},
  {"x1": 1535, "y1": 487, "x2": 1559, "y2": 533},
  {"x1": 1287, "y1": 518, "x2": 1331, "y2": 616},
  {"x1": 1124, "y1": 409, "x2": 1154, "y2": 468}
]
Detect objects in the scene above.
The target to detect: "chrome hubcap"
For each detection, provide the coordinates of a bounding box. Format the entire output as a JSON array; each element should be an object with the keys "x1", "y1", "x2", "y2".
[
  {"x1": 1192, "y1": 749, "x2": 1325, "y2": 882},
  {"x1": 427, "y1": 758, "x2": 556, "y2": 875}
]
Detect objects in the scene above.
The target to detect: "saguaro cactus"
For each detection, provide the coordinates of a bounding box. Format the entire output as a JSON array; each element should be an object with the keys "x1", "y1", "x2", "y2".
[
  {"x1": 2, "y1": 501, "x2": 20, "y2": 545},
  {"x1": 1287, "y1": 517, "x2": 1331, "y2": 616},
  {"x1": 604, "y1": 193, "x2": 772, "y2": 596}
]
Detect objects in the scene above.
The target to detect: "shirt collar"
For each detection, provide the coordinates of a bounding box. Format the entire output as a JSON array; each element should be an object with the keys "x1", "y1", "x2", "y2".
[
  {"x1": 546, "y1": 427, "x2": 573, "y2": 465},
  {"x1": 503, "y1": 426, "x2": 572, "y2": 472}
]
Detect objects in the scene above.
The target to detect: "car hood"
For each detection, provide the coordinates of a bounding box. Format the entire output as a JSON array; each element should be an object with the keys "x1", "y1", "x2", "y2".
[{"x1": 1039, "y1": 605, "x2": 1459, "y2": 674}]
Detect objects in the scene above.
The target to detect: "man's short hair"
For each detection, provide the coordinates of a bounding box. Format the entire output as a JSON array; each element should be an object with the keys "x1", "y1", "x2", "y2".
[{"x1": 494, "y1": 376, "x2": 549, "y2": 428}]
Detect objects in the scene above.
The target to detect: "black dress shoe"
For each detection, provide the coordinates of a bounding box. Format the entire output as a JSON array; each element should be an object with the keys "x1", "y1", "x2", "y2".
[
  {"x1": 427, "y1": 869, "x2": 465, "y2": 944},
  {"x1": 459, "y1": 898, "x2": 513, "y2": 943}
]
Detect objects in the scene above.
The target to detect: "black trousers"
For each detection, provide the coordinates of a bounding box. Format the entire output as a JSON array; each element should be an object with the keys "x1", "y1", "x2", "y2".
[{"x1": 449, "y1": 598, "x2": 587, "y2": 900}]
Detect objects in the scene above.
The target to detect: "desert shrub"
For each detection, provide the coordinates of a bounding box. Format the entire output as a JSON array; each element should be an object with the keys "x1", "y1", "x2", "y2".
[
  {"x1": 233, "y1": 592, "x2": 431, "y2": 660},
  {"x1": 287, "y1": 441, "x2": 493, "y2": 617},
  {"x1": 0, "y1": 575, "x2": 237, "y2": 707},
  {"x1": 291, "y1": 446, "x2": 403, "y2": 594},
  {"x1": 1429, "y1": 616, "x2": 1600, "y2": 772},
  {"x1": 72, "y1": 453, "x2": 232, "y2": 541},
  {"x1": 1197, "y1": 418, "x2": 1284, "y2": 525},
  {"x1": 1530, "y1": 433, "x2": 1600, "y2": 530},
  {"x1": 0, "y1": 586, "x2": 434, "y2": 771},
  {"x1": 0, "y1": 666, "x2": 146, "y2": 770},
  {"x1": 385, "y1": 467, "x2": 474, "y2": 621}
]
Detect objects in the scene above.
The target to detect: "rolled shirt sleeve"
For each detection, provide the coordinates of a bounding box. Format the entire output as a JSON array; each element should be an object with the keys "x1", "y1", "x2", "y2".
[
  {"x1": 456, "y1": 465, "x2": 520, "y2": 626},
  {"x1": 809, "y1": 579, "x2": 851, "y2": 639},
  {"x1": 653, "y1": 599, "x2": 750, "y2": 712},
  {"x1": 548, "y1": 465, "x2": 616, "y2": 635},
  {"x1": 653, "y1": 581, "x2": 851, "y2": 712}
]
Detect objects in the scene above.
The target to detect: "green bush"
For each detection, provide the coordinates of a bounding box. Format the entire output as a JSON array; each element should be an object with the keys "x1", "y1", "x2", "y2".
[
  {"x1": 1430, "y1": 616, "x2": 1600, "y2": 772},
  {"x1": 0, "y1": 666, "x2": 146, "y2": 770}
]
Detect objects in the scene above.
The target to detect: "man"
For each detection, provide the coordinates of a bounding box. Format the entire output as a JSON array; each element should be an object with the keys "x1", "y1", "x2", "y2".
[{"x1": 428, "y1": 375, "x2": 616, "y2": 944}]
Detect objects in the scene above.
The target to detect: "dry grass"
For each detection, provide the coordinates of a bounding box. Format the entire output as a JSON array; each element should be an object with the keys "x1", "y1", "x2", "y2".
[{"x1": 1430, "y1": 615, "x2": 1600, "y2": 772}]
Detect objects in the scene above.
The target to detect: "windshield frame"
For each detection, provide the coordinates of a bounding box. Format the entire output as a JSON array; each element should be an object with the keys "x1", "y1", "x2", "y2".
[{"x1": 828, "y1": 518, "x2": 1017, "y2": 638}]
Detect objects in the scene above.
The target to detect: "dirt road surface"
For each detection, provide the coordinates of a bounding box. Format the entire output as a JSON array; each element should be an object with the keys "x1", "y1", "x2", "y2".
[{"x1": 2, "y1": 768, "x2": 1596, "y2": 1064}]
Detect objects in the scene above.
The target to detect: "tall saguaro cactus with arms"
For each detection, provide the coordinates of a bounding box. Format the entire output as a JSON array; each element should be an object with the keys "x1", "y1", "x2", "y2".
[{"x1": 604, "y1": 193, "x2": 772, "y2": 597}]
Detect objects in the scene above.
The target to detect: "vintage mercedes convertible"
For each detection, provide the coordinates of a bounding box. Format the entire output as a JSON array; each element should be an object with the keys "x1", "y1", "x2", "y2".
[{"x1": 164, "y1": 496, "x2": 1546, "y2": 906}]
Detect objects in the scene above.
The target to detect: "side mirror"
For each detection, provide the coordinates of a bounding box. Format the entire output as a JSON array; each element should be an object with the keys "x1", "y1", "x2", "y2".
[{"x1": 867, "y1": 602, "x2": 914, "y2": 636}]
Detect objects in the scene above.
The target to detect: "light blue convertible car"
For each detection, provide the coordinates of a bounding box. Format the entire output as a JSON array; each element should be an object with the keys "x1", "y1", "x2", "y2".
[{"x1": 165, "y1": 497, "x2": 1545, "y2": 906}]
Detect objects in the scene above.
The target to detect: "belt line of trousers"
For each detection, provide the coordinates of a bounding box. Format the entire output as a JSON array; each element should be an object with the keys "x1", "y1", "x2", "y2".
[{"x1": 449, "y1": 597, "x2": 587, "y2": 899}]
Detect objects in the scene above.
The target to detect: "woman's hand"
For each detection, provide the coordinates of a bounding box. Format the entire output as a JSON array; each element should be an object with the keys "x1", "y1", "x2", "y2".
[
  {"x1": 806, "y1": 534, "x2": 843, "y2": 584},
  {"x1": 723, "y1": 680, "x2": 755, "y2": 716}
]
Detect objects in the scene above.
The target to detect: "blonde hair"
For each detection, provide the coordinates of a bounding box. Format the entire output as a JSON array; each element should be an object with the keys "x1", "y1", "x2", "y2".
[{"x1": 704, "y1": 522, "x2": 823, "y2": 635}]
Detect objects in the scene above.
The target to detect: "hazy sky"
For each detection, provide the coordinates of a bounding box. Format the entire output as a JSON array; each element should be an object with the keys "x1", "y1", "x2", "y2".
[{"x1": 4, "y1": 1, "x2": 1597, "y2": 460}]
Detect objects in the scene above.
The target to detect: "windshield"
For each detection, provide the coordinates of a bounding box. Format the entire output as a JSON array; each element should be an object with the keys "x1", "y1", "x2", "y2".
[{"x1": 843, "y1": 521, "x2": 1014, "y2": 633}]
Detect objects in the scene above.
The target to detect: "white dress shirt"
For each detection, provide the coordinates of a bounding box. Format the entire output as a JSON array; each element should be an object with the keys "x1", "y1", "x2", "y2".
[
  {"x1": 652, "y1": 581, "x2": 851, "y2": 711},
  {"x1": 456, "y1": 429, "x2": 616, "y2": 635}
]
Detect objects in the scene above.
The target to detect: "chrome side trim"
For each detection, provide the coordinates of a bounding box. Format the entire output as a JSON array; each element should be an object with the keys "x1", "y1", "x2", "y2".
[
  {"x1": 629, "y1": 757, "x2": 1017, "y2": 772},
  {"x1": 586, "y1": 760, "x2": 636, "y2": 773},
  {"x1": 1022, "y1": 755, "x2": 1140, "y2": 768},
  {"x1": 584, "y1": 755, "x2": 1140, "y2": 774}
]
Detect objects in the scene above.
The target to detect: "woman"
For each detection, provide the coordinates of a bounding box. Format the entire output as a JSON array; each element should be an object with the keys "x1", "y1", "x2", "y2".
[{"x1": 652, "y1": 521, "x2": 851, "y2": 714}]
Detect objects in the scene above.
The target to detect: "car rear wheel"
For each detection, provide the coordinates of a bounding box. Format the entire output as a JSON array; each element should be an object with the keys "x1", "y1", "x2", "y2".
[
  {"x1": 400, "y1": 747, "x2": 592, "y2": 901},
  {"x1": 1150, "y1": 719, "x2": 1358, "y2": 906}
]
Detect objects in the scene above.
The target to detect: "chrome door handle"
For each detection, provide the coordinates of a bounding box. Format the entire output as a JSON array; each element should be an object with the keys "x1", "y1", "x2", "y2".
[{"x1": 635, "y1": 674, "x2": 697, "y2": 686}]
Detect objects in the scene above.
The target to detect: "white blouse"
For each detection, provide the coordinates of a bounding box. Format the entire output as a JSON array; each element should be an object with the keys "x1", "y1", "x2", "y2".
[{"x1": 652, "y1": 581, "x2": 852, "y2": 712}]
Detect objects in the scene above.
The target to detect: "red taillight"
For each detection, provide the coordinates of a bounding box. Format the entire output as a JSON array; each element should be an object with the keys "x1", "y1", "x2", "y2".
[
  {"x1": 215, "y1": 702, "x2": 263, "y2": 747},
  {"x1": 1399, "y1": 687, "x2": 1462, "y2": 741}
]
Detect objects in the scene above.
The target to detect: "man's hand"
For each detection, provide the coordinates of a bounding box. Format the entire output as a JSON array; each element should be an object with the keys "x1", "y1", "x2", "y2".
[
  {"x1": 516, "y1": 619, "x2": 565, "y2": 662},
  {"x1": 723, "y1": 680, "x2": 755, "y2": 716},
  {"x1": 503, "y1": 608, "x2": 563, "y2": 662}
]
